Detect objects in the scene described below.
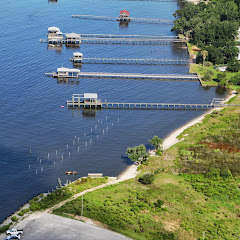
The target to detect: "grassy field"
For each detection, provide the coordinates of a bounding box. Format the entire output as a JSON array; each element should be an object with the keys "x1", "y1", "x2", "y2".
[{"x1": 53, "y1": 95, "x2": 240, "y2": 240}]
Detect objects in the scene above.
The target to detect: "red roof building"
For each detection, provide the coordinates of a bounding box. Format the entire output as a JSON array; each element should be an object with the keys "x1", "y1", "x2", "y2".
[{"x1": 120, "y1": 10, "x2": 130, "y2": 17}]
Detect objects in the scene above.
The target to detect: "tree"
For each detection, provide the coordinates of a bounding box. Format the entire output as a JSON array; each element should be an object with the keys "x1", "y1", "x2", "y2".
[
  {"x1": 126, "y1": 144, "x2": 148, "y2": 162},
  {"x1": 149, "y1": 136, "x2": 163, "y2": 150},
  {"x1": 216, "y1": 72, "x2": 227, "y2": 83},
  {"x1": 227, "y1": 58, "x2": 240, "y2": 72},
  {"x1": 201, "y1": 50, "x2": 208, "y2": 66},
  {"x1": 202, "y1": 72, "x2": 212, "y2": 81}
]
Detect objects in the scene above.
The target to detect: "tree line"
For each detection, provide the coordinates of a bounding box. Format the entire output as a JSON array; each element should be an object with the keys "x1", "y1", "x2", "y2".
[{"x1": 173, "y1": 0, "x2": 240, "y2": 69}]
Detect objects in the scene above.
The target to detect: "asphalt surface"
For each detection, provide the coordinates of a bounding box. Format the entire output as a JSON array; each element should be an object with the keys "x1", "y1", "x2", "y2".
[{"x1": 1, "y1": 213, "x2": 130, "y2": 240}]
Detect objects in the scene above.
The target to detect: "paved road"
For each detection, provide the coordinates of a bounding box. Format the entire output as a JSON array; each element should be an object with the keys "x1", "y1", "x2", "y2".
[{"x1": 2, "y1": 213, "x2": 130, "y2": 240}]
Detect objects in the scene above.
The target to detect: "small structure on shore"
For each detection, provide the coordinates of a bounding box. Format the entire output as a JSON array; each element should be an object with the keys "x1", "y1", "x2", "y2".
[
  {"x1": 47, "y1": 26, "x2": 63, "y2": 43},
  {"x1": 118, "y1": 10, "x2": 130, "y2": 22},
  {"x1": 67, "y1": 93, "x2": 102, "y2": 109},
  {"x1": 45, "y1": 67, "x2": 80, "y2": 78},
  {"x1": 64, "y1": 33, "x2": 81, "y2": 44},
  {"x1": 70, "y1": 52, "x2": 83, "y2": 63}
]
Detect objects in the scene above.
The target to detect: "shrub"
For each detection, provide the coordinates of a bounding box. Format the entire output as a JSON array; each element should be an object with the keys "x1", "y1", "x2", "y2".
[
  {"x1": 138, "y1": 174, "x2": 155, "y2": 185},
  {"x1": 204, "y1": 61, "x2": 213, "y2": 67},
  {"x1": 155, "y1": 199, "x2": 164, "y2": 208},
  {"x1": 0, "y1": 224, "x2": 12, "y2": 233},
  {"x1": 216, "y1": 73, "x2": 226, "y2": 83},
  {"x1": 11, "y1": 216, "x2": 18, "y2": 222},
  {"x1": 156, "y1": 149, "x2": 163, "y2": 156}
]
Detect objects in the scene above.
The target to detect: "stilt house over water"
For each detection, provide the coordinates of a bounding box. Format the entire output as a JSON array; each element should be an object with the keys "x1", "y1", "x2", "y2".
[
  {"x1": 119, "y1": 10, "x2": 130, "y2": 22},
  {"x1": 64, "y1": 33, "x2": 81, "y2": 44},
  {"x1": 45, "y1": 67, "x2": 80, "y2": 78},
  {"x1": 70, "y1": 52, "x2": 83, "y2": 63},
  {"x1": 67, "y1": 93, "x2": 102, "y2": 108},
  {"x1": 47, "y1": 26, "x2": 63, "y2": 43}
]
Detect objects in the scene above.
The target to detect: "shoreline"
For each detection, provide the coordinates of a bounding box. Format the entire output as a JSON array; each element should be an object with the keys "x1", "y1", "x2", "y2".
[{"x1": 0, "y1": 92, "x2": 236, "y2": 231}]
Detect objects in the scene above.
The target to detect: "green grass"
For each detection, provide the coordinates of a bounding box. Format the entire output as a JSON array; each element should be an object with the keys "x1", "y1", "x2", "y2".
[
  {"x1": 54, "y1": 95, "x2": 240, "y2": 240},
  {"x1": 189, "y1": 64, "x2": 240, "y2": 89},
  {"x1": 29, "y1": 177, "x2": 107, "y2": 211},
  {"x1": 187, "y1": 42, "x2": 199, "y2": 55}
]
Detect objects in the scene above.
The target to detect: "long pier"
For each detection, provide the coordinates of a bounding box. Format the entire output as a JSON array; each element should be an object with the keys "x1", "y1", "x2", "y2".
[
  {"x1": 75, "y1": 72, "x2": 198, "y2": 81},
  {"x1": 72, "y1": 15, "x2": 173, "y2": 24},
  {"x1": 81, "y1": 37, "x2": 186, "y2": 44},
  {"x1": 71, "y1": 57, "x2": 190, "y2": 65},
  {"x1": 67, "y1": 101, "x2": 225, "y2": 110}
]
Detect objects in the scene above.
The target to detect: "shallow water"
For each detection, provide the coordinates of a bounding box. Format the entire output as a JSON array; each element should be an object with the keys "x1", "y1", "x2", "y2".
[{"x1": 0, "y1": 0, "x2": 227, "y2": 222}]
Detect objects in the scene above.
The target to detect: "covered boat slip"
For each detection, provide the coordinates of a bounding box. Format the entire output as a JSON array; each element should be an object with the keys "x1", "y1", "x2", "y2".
[
  {"x1": 45, "y1": 67, "x2": 81, "y2": 78},
  {"x1": 67, "y1": 93, "x2": 103, "y2": 108}
]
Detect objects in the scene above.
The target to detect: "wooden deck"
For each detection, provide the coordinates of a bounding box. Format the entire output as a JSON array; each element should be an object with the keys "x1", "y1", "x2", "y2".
[
  {"x1": 72, "y1": 15, "x2": 173, "y2": 24},
  {"x1": 76, "y1": 72, "x2": 198, "y2": 81},
  {"x1": 67, "y1": 101, "x2": 225, "y2": 110},
  {"x1": 70, "y1": 57, "x2": 190, "y2": 65}
]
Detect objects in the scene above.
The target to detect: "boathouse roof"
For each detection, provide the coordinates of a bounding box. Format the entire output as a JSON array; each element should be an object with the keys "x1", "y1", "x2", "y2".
[
  {"x1": 83, "y1": 93, "x2": 98, "y2": 99},
  {"x1": 48, "y1": 26, "x2": 61, "y2": 33},
  {"x1": 73, "y1": 52, "x2": 83, "y2": 57},
  {"x1": 65, "y1": 33, "x2": 81, "y2": 39},
  {"x1": 120, "y1": 10, "x2": 129, "y2": 16},
  {"x1": 57, "y1": 67, "x2": 80, "y2": 73}
]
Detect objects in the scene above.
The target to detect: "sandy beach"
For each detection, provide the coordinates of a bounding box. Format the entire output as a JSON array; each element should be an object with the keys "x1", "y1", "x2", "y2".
[{"x1": 0, "y1": 92, "x2": 236, "y2": 238}]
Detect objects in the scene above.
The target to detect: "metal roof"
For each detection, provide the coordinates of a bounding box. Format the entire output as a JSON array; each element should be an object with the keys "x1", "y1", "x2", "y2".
[
  {"x1": 73, "y1": 52, "x2": 83, "y2": 57},
  {"x1": 65, "y1": 33, "x2": 81, "y2": 38},
  {"x1": 57, "y1": 67, "x2": 80, "y2": 73},
  {"x1": 48, "y1": 27, "x2": 61, "y2": 32},
  {"x1": 83, "y1": 93, "x2": 98, "y2": 99}
]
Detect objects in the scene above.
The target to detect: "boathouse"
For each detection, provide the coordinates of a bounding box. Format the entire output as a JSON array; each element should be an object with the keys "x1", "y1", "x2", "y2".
[
  {"x1": 45, "y1": 67, "x2": 80, "y2": 78},
  {"x1": 47, "y1": 26, "x2": 63, "y2": 43},
  {"x1": 119, "y1": 10, "x2": 130, "y2": 22},
  {"x1": 67, "y1": 93, "x2": 102, "y2": 108},
  {"x1": 64, "y1": 33, "x2": 81, "y2": 44},
  {"x1": 70, "y1": 52, "x2": 83, "y2": 63}
]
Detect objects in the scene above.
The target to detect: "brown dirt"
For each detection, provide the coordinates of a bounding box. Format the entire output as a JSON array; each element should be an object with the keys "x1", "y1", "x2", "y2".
[
  {"x1": 200, "y1": 141, "x2": 240, "y2": 153},
  {"x1": 163, "y1": 219, "x2": 181, "y2": 232}
]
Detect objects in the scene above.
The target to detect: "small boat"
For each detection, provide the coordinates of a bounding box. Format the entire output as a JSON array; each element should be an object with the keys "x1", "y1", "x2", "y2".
[{"x1": 65, "y1": 171, "x2": 77, "y2": 175}]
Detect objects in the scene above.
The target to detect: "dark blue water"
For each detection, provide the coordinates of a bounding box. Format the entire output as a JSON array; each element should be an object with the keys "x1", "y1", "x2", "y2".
[{"x1": 0, "y1": 0, "x2": 227, "y2": 222}]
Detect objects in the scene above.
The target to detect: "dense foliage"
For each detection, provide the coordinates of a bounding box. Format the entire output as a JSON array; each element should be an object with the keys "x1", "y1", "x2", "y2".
[
  {"x1": 138, "y1": 174, "x2": 155, "y2": 185},
  {"x1": 173, "y1": 0, "x2": 240, "y2": 65}
]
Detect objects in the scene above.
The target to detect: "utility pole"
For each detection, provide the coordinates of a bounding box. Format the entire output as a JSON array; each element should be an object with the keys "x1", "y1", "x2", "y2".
[{"x1": 81, "y1": 194, "x2": 83, "y2": 218}]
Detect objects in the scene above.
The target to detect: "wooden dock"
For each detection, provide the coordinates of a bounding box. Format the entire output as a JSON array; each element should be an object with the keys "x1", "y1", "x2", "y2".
[
  {"x1": 72, "y1": 15, "x2": 173, "y2": 24},
  {"x1": 81, "y1": 37, "x2": 186, "y2": 44},
  {"x1": 70, "y1": 57, "x2": 190, "y2": 65},
  {"x1": 74, "y1": 72, "x2": 198, "y2": 81},
  {"x1": 67, "y1": 100, "x2": 225, "y2": 110}
]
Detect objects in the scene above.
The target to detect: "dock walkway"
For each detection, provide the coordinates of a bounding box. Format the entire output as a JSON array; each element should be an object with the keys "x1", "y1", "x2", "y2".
[
  {"x1": 71, "y1": 57, "x2": 190, "y2": 65},
  {"x1": 75, "y1": 72, "x2": 198, "y2": 80},
  {"x1": 72, "y1": 15, "x2": 173, "y2": 24}
]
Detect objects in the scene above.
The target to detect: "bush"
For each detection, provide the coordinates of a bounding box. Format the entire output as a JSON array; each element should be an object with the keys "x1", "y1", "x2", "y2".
[
  {"x1": 11, "y1": 216, "x2": 18, "y2": 222},
  {"x1": 155, "y1": 199, "x2": 164, "y2": 208},
  {"x1": 204, "y1": 61, "x2": 213, "y2": 67},
  {"x1": 216, "y1": 73, "x2": 226, "y2": 83},
  {"x1": 0, "y1": 224, "x2": 12, "y2": 233},
  {"x1": 138, "y1": 174, "x2": 155, "y2": 185},
  {"x1": 202, "y1": 72, "x2": 212, "y2": 81},
  {"x1": 229, "y1": 74, "x2": 240, "y2": 85},
  {"x1": 156, "y1": 149, "x2": 163, "y2": 156}
]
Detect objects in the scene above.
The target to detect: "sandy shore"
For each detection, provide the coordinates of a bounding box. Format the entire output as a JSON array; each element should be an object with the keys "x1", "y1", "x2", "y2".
[{"x1": 0, "y1": 92, "x2": 236, "y2": 236}]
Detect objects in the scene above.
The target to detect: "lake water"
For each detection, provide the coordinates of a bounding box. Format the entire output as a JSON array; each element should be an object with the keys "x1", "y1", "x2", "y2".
[{"x1": 0, "y1": 0, "x2": 227, "y2": 223}]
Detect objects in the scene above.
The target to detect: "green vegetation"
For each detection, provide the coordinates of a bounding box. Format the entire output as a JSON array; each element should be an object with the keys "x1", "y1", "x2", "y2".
[
  {"x1": 149, "y1": 136, "x2": 163, "y2": 151},
  {"x1": 138, "y1": 173, "x2": 155, "y2": 185},
  {"x1": 0, "y1": 224, "x2": 12, "y2": 234},
  {"x1": 53, "y1": 95, "x2": 240, "y2": 239},
  {"x1": 126, "y1": 144, "x2": 149, "y2": 163},
  {"x1": 10, "y1": 216, "x2": 18, "y2": 222},
  {"x1": 173, "y1": 1, "x2": 240, "y2": 88},
  {"x1": 190, "y1": 64, "x2": 240, "y2": 90},
  {"x1": 17, "y1": 208, "x2": 30, "y2": 216},
  {"x1": 29, "y1": 177, "x2": 107, "y2": 211}
]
